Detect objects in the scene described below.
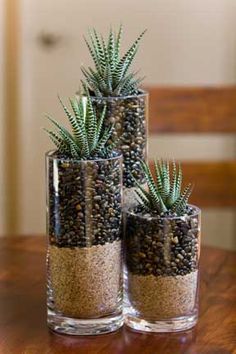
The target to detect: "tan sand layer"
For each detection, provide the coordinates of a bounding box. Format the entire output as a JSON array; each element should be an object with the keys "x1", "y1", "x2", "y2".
[
  {"x1": 128, "y1": 270, "x2": 198, "y2": 319},
  {"x1": 48, "y1": 240, "x2": 122, "y2": 318}
]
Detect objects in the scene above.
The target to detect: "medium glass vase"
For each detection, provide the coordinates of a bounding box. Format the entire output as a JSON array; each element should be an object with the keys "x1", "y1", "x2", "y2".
[{"x1": 46, "y1": 151, "x2": 123, "y2": 335}]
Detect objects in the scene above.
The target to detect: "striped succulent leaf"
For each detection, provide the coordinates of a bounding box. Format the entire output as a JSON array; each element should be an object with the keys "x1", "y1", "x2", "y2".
[
  {"x1": 135, "y1": 160, "x2": 193, "y2": 216},
  {"x1": 82, "y1": 25, "x2": 146, "y2": 97},
  {"x1": 44, "y1": 92, "x2": 115, "y2": 159}
]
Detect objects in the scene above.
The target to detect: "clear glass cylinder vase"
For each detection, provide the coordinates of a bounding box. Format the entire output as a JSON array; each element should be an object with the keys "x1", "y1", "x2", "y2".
[
  {"x1": 46, "y1": 151, "x2": 123, "y2": 335},
  {"x1": 90, "y1": 90, "x2": 148, "y2": 206},
  {"x1": 124, "y1": 205, "x2": 201, "y2": 333}
]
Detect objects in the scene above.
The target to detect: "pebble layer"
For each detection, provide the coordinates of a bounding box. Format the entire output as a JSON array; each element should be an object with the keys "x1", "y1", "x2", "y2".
[
  {"x1": 128, "y1": 270, "x2": 198, "y2": 319},
  {"x1": 125, "y1": 209, "x2": 200, "y2": 277},
  {"x1": 91, "y1": 92, "x2": 147, "y2": 188},
  {"x1": 48, "y1": 155, "x2": 122, "y2": 247},
  {"x1": 48, "y1": 240, "x2": 122, "y2": 318}
]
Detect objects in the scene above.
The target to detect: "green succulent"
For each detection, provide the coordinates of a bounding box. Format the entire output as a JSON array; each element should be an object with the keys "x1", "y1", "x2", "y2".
[
  {"x1": 81, "y1": 25, "x2": 146, "y2": 97},
  {"x1": 44, "y1": 92, "x2": 116, "y2": 159},
  {"x1": 134, "y1": 160, "x2": 193, "y2": 216}
]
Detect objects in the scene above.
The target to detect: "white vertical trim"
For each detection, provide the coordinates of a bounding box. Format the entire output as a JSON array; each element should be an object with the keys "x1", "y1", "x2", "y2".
[
  {"x1": 3, "y1": 0, "x2": 20, "y2": 234},
  {"x1": 0, "y1": 1, "x2": 5, "y2": 234}
]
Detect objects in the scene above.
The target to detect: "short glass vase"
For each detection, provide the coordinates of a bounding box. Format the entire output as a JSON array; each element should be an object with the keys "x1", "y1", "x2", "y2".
[
  {"x1": 124, "y1": 205, "x2": 201, "y2": 333},
  {"x1": 46, "y1": 151, "x2": 123, "y2": 335}
]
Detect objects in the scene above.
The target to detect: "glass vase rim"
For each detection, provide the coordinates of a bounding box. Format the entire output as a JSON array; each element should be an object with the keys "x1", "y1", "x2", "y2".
[
  {"x1": 85, "y1": 89, "x2": 148, "y2": 101},
  {"x1": 126, "y1": 204, "x2": 201, "y2": 221},
  {"x1": 45, "y1": 149, "x2": 123, "y2": 163}
]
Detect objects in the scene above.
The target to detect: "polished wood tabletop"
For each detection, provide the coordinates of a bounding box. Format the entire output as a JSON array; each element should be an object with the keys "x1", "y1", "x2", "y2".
[{"x1": 0, "y1": 236, "x2": 235, "y2": 354}]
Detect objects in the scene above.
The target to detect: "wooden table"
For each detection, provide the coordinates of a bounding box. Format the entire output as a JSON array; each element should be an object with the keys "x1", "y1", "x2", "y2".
[{"x1": 0, "y1": 237, "x2": 235, "y2": 354}]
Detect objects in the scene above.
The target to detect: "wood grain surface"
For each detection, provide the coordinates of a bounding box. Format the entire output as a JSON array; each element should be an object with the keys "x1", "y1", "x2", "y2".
[
  {"x1": 147, "y1": 86, "x2": 236, "y2": 133},
  {"x1": 149, "y1": 161, "x2": 236, "y2": 207},
  {"x1": 0, "y1": 236, "x2": 236, "y2": 354}
]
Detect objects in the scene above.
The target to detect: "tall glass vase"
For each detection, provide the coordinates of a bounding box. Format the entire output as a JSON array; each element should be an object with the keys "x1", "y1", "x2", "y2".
[
  {"x1": 91, "y1": 90, "x2": 148, "y2": 207},
  {"x1": 46, "y1": 151, "x2": 123, "y2": 335}
]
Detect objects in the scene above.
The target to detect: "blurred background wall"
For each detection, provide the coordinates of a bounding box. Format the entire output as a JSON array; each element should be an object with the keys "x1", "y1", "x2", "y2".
[
  {"x1": 1, "y1": 0, "x2": 236, "y2": 249},
  {"x1": 0, "y1": 1, "x2": 4, "y2": 236}
]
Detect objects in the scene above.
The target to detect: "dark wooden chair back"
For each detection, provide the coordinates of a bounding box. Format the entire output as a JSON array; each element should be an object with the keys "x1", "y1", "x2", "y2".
[{"x1": 147, "y1": 87, "x2": 236, "y2": 207}]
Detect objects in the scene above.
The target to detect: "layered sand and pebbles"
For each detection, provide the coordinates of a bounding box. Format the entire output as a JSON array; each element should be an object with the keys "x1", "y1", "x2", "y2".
[
  {"x1": 125, "y1": 206, "x2": 200, "y2": 319},
  {"x1": 47, "y1": 153, "x2": 123, "y2": 319},
  {"x1": 91, "y1": 91, "x2": 148, "y2": 188}
]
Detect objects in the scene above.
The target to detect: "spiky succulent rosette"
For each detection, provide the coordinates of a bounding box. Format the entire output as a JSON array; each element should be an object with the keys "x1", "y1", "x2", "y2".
[
  {"x1": 134, "y1": 160, "x2": 193, "y2": 216},
  {"x1": 81, "y1": 25, "x2": 146, "y2": 97},
  {"x1": 44, "y1": 92, "x2": 116, "y2": 159}
]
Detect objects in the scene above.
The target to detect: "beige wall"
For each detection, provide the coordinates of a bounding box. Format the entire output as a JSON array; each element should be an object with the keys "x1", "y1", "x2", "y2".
[
  {"x1": 21, "y1": 0, "x2": 236, "y2": 86},
  {"x1": 1, "y1": 0, "x2": 236, "y2": 248},
  {"x1": 0, "y1": 3, "x2": 5, "y2": 234}
]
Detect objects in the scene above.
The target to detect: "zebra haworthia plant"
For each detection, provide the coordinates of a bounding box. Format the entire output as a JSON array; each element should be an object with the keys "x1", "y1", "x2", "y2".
[
  {"x1": 82, "y1": 25, "x2": 146, "y2": 97},
  {"x1": 44, "y1": 92, "x2": 115, "y2": 159},
  {"x1": 134, "y1": 160, "x2": 193, "y2": 216}
]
